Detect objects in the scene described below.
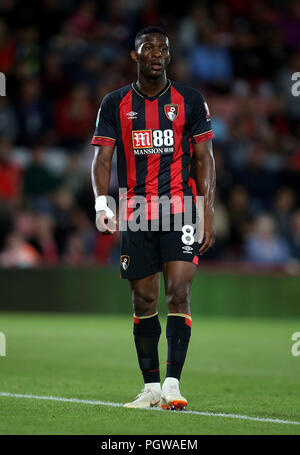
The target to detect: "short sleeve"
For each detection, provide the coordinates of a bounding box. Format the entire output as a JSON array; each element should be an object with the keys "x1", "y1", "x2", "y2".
[
  {"x1": 190, "y1": 92, "x2": 214, "y2": 144},
  {"x1": 91, "y1": 94, "x2": 117, "y2": 147}
]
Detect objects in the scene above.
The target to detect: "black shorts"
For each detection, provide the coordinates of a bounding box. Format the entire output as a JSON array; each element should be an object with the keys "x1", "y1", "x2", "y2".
[{"x1": 119, "y1": 211, "x2": 201, "y2": 280}]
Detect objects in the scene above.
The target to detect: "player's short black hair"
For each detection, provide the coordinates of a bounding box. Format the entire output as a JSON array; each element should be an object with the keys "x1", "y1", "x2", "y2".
[{"x1": 134, "y1": 26, "x2": 168, "y2": 50}]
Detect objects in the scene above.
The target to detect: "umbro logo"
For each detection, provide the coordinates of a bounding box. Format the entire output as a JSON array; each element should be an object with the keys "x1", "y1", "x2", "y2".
[
  {"x1": 182, "y1": 245, "x2": 193, "y2": 254},
  {"x1": 126, "y1": 111, "x2": 138, "y2": 119}
]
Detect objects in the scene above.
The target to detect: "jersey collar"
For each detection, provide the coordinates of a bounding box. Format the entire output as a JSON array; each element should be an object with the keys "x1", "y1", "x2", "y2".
[{"x1": 132, "y1": 79, "x2": 171, "y2": 100}]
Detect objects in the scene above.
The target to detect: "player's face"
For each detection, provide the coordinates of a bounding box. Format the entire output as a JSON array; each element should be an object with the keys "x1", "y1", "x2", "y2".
[{"x1": 132, "y1": 33, "x2": 171, "y2": 79}]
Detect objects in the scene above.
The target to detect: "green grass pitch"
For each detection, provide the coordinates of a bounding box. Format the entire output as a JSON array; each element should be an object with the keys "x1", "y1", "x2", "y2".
[{"x1": 0, "y1": 312, "x2": 299, "y2": 435}]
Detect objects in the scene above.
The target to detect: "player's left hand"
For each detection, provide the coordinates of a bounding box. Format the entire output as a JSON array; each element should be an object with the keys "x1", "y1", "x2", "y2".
[
  {"x1": 199, "y1": 209, "x2": 216, "y2": 256},
  {"x1": 95, "y1": 210, "x2": 117, "y2": 234}
]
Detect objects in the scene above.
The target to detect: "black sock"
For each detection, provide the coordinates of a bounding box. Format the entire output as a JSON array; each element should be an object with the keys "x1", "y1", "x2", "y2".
[
  {"x1": 133, "y1": 313, "x2": 161, "y2": 383},
  {"x1": 166, "y1": 314, "x2": 192, "y2": 381}
]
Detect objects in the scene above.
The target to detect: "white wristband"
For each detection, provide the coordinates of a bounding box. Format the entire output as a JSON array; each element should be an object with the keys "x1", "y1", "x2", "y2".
[
  {"x1": 95, "y1": 195, "x2": 107, "y2": 212},
  {"x1": 95, "y1": 196, "x2": 114, "y2": 219}
]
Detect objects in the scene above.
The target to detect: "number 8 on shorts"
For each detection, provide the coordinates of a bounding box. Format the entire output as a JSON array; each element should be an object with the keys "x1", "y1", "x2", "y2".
[{"x1": 181, "y1": 225, "x2": 194, "y2": 246}]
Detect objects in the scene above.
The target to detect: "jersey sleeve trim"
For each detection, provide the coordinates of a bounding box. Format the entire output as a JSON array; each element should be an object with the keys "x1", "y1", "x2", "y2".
[
  {"x1": 193, "y1": 130, "x2": 215, "y2": 143},
  {"x1": 91, "y1": 135, "x2": 116, "y2": 147}
]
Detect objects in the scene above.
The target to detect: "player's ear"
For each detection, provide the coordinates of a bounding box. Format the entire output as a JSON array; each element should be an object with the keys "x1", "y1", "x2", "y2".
[{"x1": 131, "y1": 50, "x2": 138, "y2": 63}]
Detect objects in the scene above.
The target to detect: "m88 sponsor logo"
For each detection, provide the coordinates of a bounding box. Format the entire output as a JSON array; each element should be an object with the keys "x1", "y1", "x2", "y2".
[{"x1": 132, "y1": 129, "x2": 174, "y2": 155}]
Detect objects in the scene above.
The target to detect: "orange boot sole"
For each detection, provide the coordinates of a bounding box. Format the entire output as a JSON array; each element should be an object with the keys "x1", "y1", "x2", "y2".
[{"x1": 160, "y1": 399, "x2": 188, "y2": 410}]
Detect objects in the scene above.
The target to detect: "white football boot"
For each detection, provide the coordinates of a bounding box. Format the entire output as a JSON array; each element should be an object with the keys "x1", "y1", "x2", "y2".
[
  {"x1": 160, "y1": 377, "x2": 188, "y2": 410},
  {"x1": 124, "y1": 383, "x2": 161, "y2": 408}
]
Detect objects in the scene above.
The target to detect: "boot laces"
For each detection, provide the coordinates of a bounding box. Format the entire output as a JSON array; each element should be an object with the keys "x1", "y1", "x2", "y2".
[{"x1": 135, "y1": 387, "x2": 153, "y2": 400}]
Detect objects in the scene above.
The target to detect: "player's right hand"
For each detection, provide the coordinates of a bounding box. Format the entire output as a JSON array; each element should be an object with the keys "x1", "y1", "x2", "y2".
[{"x1": 95, "y1": 210, "x2": 117, "y2": 234}]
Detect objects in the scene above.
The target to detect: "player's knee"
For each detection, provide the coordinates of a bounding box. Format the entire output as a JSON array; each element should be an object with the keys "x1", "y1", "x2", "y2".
[
  {"x1": 132, "y1": 288, "x2": 158, "y2": 316},
  {"x1": 166, "y1": 284, "x2": 190, "y2": 313}
]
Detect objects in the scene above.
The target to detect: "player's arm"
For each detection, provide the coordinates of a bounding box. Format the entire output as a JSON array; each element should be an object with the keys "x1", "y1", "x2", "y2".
[
  {"x1": 91, "y1": 145, "x2": 116, "y2": 234},
  {"x1": 192, "y1": 139, "x2": 216, "y2": 255}
]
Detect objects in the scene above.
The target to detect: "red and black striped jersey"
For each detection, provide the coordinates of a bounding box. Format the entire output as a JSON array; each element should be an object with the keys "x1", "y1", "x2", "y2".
[{"x1": 91, "y1": 79, "x2": 214, "y2": 219}]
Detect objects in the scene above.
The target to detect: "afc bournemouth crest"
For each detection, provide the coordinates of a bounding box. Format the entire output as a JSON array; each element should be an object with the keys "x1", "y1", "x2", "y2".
[
  {"x1": 121, "y1": 255, "x2": 130, "y2": 271},
  {"x1": 164, "y1": 104, "x2": 179, "y2": 121}
]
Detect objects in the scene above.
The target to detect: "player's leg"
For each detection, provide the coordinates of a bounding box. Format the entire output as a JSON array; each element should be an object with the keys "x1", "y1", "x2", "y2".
[
  {"x1": 158, "y1": 205, "x2": 200, "y2": 409},
  {"x1": 131, "y1": 272, "x2": 161, "y2": 386},
  {"x1": 121, "y1": 224, "x2": 163, "y2": 408},
  {"x1": 160, "y1": 261, "x2": 197, "y2": 410},
  {"x1": 124, "y1": 272, "x2": 162, "y2": 408}
]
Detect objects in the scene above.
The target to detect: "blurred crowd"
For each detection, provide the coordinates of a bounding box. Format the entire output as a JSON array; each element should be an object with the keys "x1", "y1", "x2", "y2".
[{"x1": 0, "y1": 0, "x2": 300, "y2": 269}]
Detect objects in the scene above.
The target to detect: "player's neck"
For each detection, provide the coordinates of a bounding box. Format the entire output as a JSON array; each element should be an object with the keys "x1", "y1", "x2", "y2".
[{"x1": 136, "y1": 73, "x2": 168, "y2": 98}]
